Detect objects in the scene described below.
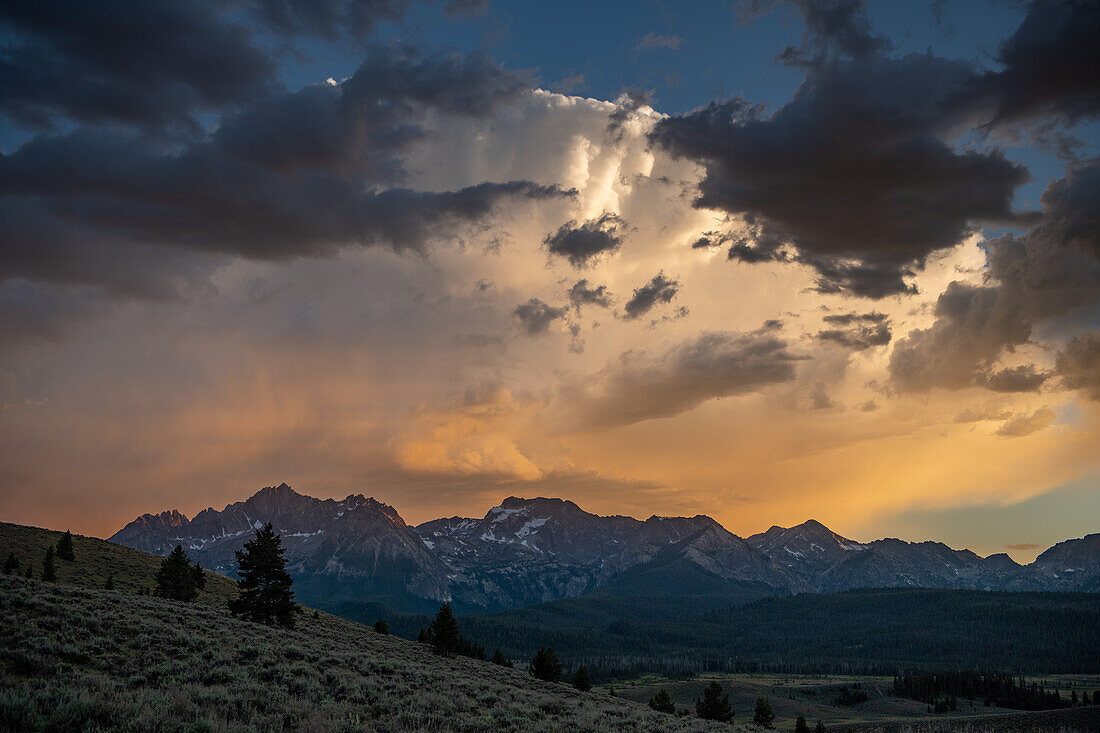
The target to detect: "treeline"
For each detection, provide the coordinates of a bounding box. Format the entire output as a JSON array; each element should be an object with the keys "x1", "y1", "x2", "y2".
[
  {"x1": 434, "y1": 588, "x2": 1100, "y2": 679},
  {"x1": 893, "y1": 671, "x2": 1099, "y2": 711}
]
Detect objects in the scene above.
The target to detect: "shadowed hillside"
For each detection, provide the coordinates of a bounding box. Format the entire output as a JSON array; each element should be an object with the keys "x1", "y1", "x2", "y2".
[
  {"x1": 0, "y1": 576, "x2": 737, "y2": 732},
  {"x1": 0, "y1": 521, "x2": 236, "y2": 606}
]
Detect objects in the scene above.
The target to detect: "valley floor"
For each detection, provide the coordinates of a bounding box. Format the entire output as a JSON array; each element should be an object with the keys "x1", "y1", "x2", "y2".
[{"x1": 610, "y1": 673, "x2": 1100, "y2": 732}]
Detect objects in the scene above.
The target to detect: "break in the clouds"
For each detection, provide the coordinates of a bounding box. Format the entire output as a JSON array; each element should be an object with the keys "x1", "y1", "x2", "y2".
[{"x1": 1, "y1": 0, "x2": 1098, "y2": 554}]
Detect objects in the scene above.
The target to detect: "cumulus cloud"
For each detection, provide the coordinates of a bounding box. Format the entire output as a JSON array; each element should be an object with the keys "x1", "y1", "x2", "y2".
[
  {"x1": 983, "y1": 365, "x2": 1047, "y2": 393},
  {"x1": 650, "y1": 53, "x2": 1028, "y2": 297},
  {"x1": 0, "y1": 47, "x2": 568, "y2": 301},
  {"x1": 0, "y1": 0, "x2": 273, "y2": 131},
  {"x1": 568, "y1": 279, "x2": 612, "y2": 309},
  {"x1": 1056, "y1": 330, "x2": 1100, "y2": 400},
  {"x1": 394, "y1": 386, "x2": 543, "y2": 480},
  {"x1": 740, "y1": 0, "x2": 890, "y2": 65},
  {"x1": 995, "y1": 407, "x2": 1055, "y2": 437},
  {"x1": 816, "y1": 311, "x2": 891, "y2": 350},
  {"x1": 513, "y1": 298, "x2": 568, "y2": 336},
  {"x1": 623, "y1": 273, "x2": 679, "y2": 320},
  {"x1": 571, "y1": 329, "x2": 803, "y2": 427},
  {"x1": 543, "y1": 213, "x2": 625, "y2": 267},
  {"x1": 970, "y1": 0, "x2": 1100, "y2": 128},
  {"x1": 889, "y1": 161, "x2": 1100, "y2": 393}
]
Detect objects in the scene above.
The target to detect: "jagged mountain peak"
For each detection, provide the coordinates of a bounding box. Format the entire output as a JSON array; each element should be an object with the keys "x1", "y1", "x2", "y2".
[{"x1": 110, "y1": 485, "x2": 1100, "y2": 612}]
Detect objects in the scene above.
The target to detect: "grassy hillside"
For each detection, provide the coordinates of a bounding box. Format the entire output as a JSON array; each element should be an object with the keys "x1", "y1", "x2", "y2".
[
  {"x1": 0, "y1": 523, "x2": 737, "y2": 731},
  {"x1": 0, "y1": 521, "x2": 237, "y2": 606},
  {"x1": 0, "y1": 576, "x2": 740, "y2": 732}
]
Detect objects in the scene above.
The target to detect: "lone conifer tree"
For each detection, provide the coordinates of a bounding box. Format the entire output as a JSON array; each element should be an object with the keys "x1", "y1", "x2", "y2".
[
  {"x1": 24, "y1": 563, "x2": 34, "y2": 578},
  {"x1": 649, "y1": 689, "x2": 676, "y2": 714},
  {"x1": 56, "y1": 530, "x2": 75, "y2": 561},
  {"x1": 491, "y1": 649, "x2": 512, "y2": 667},
  {"x1": 3, "y1": 552, "x2": 18, "y2": 575},
  {"x1": 429, "y1": 603, "x2": 461, "y2": 655},
  {"x1": 795, "y1": 714, "x2": 810, "y2": 733},
  {"x1": 228, "y1": 522, "x2": 296, "y2": 627},
  {"x1": 156, "y1": 545, "x2": 198, "y2": 601},
  {"x1": 192, "y1": 562, "x2": 206, "y2": 590},
  {"x1": 530, "y1": 647, "x2": 562, "y2": 682},
  {"x1": 104, "y1": 574, "x2": 115, "y2": 590},
  {"x1": 41, "y1": 545, "x2": 57, "y2": 581},
  {"x1": 814, "y1": 721, "x2": 827, "y2": 733},
  {"x1": 373, "y1": 618, "x2": 389, "y2": 635},
  {"x1": 695, "y1": 681, "x2": 734, "y2": 722},
  {"x1": 753, "y1": 696, "x2": 776, "y2": 728},
  {"x1": 572, "y1": 665, "x2": 592, "y2": 691}
]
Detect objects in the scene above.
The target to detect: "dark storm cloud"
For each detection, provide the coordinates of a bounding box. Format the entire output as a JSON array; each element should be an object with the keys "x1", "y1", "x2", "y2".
[
  {"x1": 972, "y1": 0, "x2": 1100, "y2": 128},
  {"x1": 252, "y1": 0, "x2": 411, "y2": 38},
  {"x1": 889, "y1": 162, "x2": 1100, "y2": 393},
  {"x1": 568, "y1": 280, "x2": 612, "y2": 309},
  {"x1": 741, "y1": 0, "x2": 889, "y2": 65},
  {"x1": 513, "y1": 298, "x2": 568, "y2": 336},
  {"x1": 622, "y1": 273, "x2": 679, "y2": 320},
  {"x1": 0, "y1": 47, "x2": 566, "y2": 296},
  {"x1": 1056, "y1": 330, "x2": 1100, "y2": 400},
  {"x1": 0, "y1": 0, "x2": 273, "y2": 132},
  {"x1": 544, "y1": 214, "x2": 625, "y2": 267},
  {"x1": 816, "y1": 312, "x2": 891, "y2": 350},
  {"x1": 983, "y1": 365, "x2": 1048, "y2": 393},
  {"x1": 575, "y1": 329, "x2": 803, "y2": 427},
  {"x1": 651, "y1": 53, "x2": 1028, "y2": 298}
]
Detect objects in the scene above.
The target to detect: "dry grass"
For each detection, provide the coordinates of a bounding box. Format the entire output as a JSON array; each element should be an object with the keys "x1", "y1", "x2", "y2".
[{"x1": 0, "y1": 521, "x2": 742, "y2": 732}]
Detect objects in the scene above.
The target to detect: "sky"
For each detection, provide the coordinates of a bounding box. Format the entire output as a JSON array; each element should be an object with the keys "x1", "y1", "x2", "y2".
[{"x1": 1, "y1": 0, "x2": 1098, "y2": 563}]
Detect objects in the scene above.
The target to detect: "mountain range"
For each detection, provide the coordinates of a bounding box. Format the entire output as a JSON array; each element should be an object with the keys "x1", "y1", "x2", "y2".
[{"x1": 108, "y1": 484, "x2": 1100, "y2": 612}]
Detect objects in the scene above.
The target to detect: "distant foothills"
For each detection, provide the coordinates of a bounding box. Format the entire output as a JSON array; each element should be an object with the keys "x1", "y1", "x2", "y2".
[{"x1": 108, "y1": 484, "x2": 1100, "y2": 614}]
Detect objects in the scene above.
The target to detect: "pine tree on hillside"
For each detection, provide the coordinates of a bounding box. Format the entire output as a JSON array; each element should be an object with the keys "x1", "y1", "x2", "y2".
[
  {"x1": 753, "y1": 695, "x2": 776, "y2": 728},
  {"x1": 41, "y1": 545, "x2": 56, "y2": 582},
  {"x1": 795, "y1": 715, "x2": 810, "y2": 733},
  {"x1": 571, "y1": 665, "x2": 592, "y2": 692},
  {"x1": 156, "y1": 545, "x2": 198, "y2": 601},
  {"x1": 192, "y1": 562, "x2": 206, "y2": 590},
  {"x1": 814, "y1": 721, "x2": 827, "y2": 733},
  {"x1": 530, "y1": 647, "x2": 562, "y2": 682},
  {"x1": 429, "y1": 603, "x2": 461, "y2": 656},
  {"x1": 3, "y1": 552, "x2": 18, "y2": 575},
  {"x1": 228, "y1": 523, "x2": 296, "y2": 628},
  {"x1": 104, "y1": 574, "x2": 115, "y2": 590},
  {"x1": 373, "y1": 618, "x2": 389, "y2": 635},
  {"x1": 24, "y1": 563, "x2": 34, "y2": 578},
  {"x1": 695, "y1": 681, "x2": 734, "y2": 722},
  {"x1": 417, "y1": 627, "x2": 430, "y2": 644},
  {"x1": 491, "y1": 649, "x2": 512, "y2": 667},
  {"x1": 648, "y1": 689, "x2": 676, "y2": 714},
  {"x1": 56, "y1": 530, "x2": 75, "y2": 561}
]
